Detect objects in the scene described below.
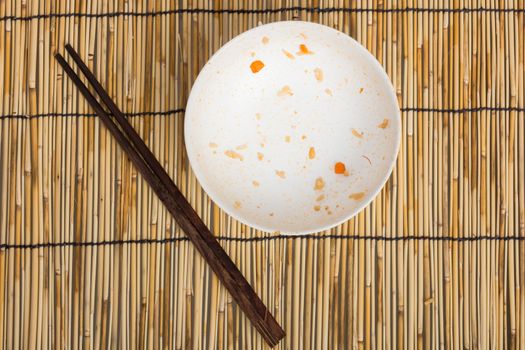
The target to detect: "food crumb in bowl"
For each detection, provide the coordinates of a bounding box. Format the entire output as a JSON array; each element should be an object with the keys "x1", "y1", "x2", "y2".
[
  {"x1": 257, "y1": 152, "x2": 264, "y2": 160},
  {"x1": 325, "y1": 88, "x2": 333, "y2": 96},
  {"x1": 359, "y1": 87, "x2": 364, "y2": 93},
  {"x1": 269, "y1": 213, "x2": 274, "y2": 217},
  {"x1": 308, "y1": 147, "x2": 316, "y2": 159},
  {"x1": 224, "y1": 150, "x2": 244, "y2": 161},
  {"x1": 351, "y1": 129, "x2": 364, "y2": 139},
  {"x1": 378, "y1": 118, "x2": 390, "y2": 129},
  {"x1": 208, "y1": 142, "x2": 218, "y2": 148},
  {"x1": 252, "y1": 180, "x2": 260, "y2": 187},
  {"x1": 316, "y1": 194, "x2": 325, "y2": 202},
  {"x1": 262, "y1": 36, "x2": 269, "y2": 44},
  {"x1": 301, "y1": 134, "x2": 307, "y2": 140},
  {"x1": 285, "y1": 135, "x2": 291, "y2": 143},
  {"x1": 250, "y1": 51, "x2": 256, "y2": 57},
  {"x1": 277, "y1": 85, "x2": 293, "y2": 96},
  {"x1": 282, "y1": 49, "x2": 295, "y2": 59},
  {"x1": 300, "y1": 33, "x2": 308, "y2": 39},
  {"x1": 260, "y1": 143, "x2": 265, "y2": 148},
  {"x1": 234, "y1": 201, "x2": 242, "y2": 209},
  {"x1": 314, "y1": 68, "x2": 324, "y2": 82},
  {"x1": 334, "y1": 162, "x2": 346, "y2": 175},
  {"x1": 362, "y1": 155, "x2": 372, "y2": 165},
  {"x1": 297, "y1": 44, "x2": 313, "y2": 55},
  {"x1": 235, "y1": 144, "x2": 248, "y2": 150},
  {"x1": 275, "y1": 170, "x2": 286, "y2": 179},
  {"x1": 314, "y1": 177, "x2": 325, "y2": 191},
  {"x1": 313, "y1": 205, "x2": 321, "y2": 212},
  {"x1": 250, "y1": 60, "x2": 265, "y2": 73},
  {"x1": 256, "y1": 113, "x2": 262, "y2": 120},
  {"x1": 327, "y1": 211, "x2": 333, "y2": 215},
  {"x1": 349, "y1": 192, "x2": 365, "y2": 201}
]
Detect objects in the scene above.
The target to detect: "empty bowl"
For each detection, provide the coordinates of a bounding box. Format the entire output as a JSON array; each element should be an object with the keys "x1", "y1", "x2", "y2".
[{"x1": 185, "y1": 21, "x2": 400, "y2": 234}]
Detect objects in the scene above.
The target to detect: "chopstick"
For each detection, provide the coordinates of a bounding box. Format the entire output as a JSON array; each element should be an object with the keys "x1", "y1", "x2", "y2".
[{"x1": 55, "y1": 45, "x2": 285, "y2": 347}]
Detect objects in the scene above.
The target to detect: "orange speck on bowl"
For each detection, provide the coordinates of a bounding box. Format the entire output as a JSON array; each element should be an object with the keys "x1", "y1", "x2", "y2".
[
  {"x1": 316, "y1": 194, "x2": 325, "y2": 202},
  {"x1": 256, "y1": 113, "x2": 262, "y2": 120},
  {"x1": 300, "y1": 32, "x2": 308, "y2": 39},
  {"x1": 252, "y1": 180, "x2": 260, "y2": 187},
  {"x1": 377, "y1": 118, "x2": 390, "y2": 129},
  {"x1": 349, "y1": 192, "x2": 365, "y2": 201},
  {"x1": 234, "y1": 201, "x2": 242, "y2": 209},
  {"x1": 313, "y1": 205, "x2": 321, "y2": 212},
  {"x1": 359, "y1": 87, "x2": 364, "y2": 93},
  {"x1": 301, "y1": 134, "x2": 307, "y2": 140},
  {"x1": 325, "y1": 88, "x2": 333, "y2": 96},
  {"x1": 284, "y1": 135, "x2": 291, "y2": 143},
  {"x1": 351, "y1": 129, "x2": 364, "y2": 139},
  {"x1": 250, "y1": 60, "x2": 265, "y2": 73},
  {"x1": 275, "y1": 170, "x2": 286, "y2": 179},
  {"x1": 260, "y1": 143, "x2": 265, "y2": 148},
  {"x1": 257, "y1": 152, "x2": 264, "y2": 161},
  {"x1": 235, "y1": 144, "x2": 248, "y2": 150},
  {"x1": 250, "y1": 51, "x2": 256, "y2": 57},
  {"x1": 262, "y1": 36, "x2": 269, "y2": 44},
  {"x1": 208, "y1": 142, "x2": 218, "y2": 148},
  {"x1": 277, "y1": 85, "x2": 293, "y2": 96},
  {"x1": 297, "y1": 44, "x2": 313, "y2": 55},
  {"x1": 334, "y1": 162, "x2": 346, "y2": 174},
  {"x1": 343, "y1": 170, "x2": 349, "y2": 177},
  {"x1": 224, "y1": 150, "x2": 244, "y2": 161},
  {"x1": 314, "y1": 177, "x2": 325, "y2": 191},
  {"x1": 314, "y1": 68, "x2": 324, "y2": 82},
  {"x1": 308, "y1": 147, "x2": 316, "y2": 159},
  {"x1": 282, "y1": 49, "x2": 295, "y2": 59}
]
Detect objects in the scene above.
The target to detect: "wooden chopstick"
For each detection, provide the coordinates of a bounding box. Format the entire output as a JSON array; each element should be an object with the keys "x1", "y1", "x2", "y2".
[{"x1": 55, "y1": 47, "x2": 285, "y2": 347}]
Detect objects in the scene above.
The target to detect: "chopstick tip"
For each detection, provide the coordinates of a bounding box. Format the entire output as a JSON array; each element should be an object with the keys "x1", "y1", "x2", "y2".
[{"x1": 54, "y1": 52, "x2": 66, "y2": 63}]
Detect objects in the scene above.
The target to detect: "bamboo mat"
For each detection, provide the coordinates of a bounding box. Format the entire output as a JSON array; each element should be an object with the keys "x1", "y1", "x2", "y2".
[{"x1": 0, "y1": 0, "x2": 524, "y2": 349}]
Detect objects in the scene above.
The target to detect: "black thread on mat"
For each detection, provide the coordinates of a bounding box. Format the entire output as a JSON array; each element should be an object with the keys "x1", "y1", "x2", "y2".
[
  {"x1": 1, "y1": 106, "x2": 523, "y2": 120},
  {"x1": 0, "y1": 7, "x2": 524, "y2": 21},
  {"x1": 0, "y1": 108, "x2": 185, "y2": 120},
  {"x1": 1, "y1": 235, "x2": 524, "y2": 250},
  {"x1": 401, "y1": 106, "x2": 525, "y2": 113}
]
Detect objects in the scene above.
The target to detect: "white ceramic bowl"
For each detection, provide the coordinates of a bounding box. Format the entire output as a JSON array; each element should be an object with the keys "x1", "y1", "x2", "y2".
[{"x1": 185, "y1": 21, "x2": 400, "y2": 234}]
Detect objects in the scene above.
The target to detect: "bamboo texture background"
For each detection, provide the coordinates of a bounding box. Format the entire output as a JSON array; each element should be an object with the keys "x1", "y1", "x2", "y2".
[{"x1": 0, "y1": 0, "x2": 524, "y2": 349}]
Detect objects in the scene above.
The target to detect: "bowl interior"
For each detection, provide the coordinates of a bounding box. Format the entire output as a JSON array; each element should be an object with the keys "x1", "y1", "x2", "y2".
[{"x1": 185, "y1": 21, "x2": 400, "y2": 234}]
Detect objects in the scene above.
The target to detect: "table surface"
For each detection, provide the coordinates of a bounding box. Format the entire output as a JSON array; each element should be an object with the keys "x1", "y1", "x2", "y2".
[{"x1": 0, "y1": 0, "x2": 524, "y2": 349}]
